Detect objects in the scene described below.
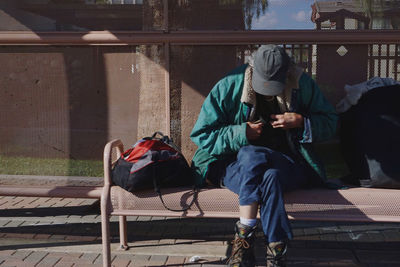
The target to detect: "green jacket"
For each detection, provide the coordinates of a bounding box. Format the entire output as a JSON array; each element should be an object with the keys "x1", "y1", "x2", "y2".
[{"x1": 190, "y1": 64, "x2": 338, "y2": 186}]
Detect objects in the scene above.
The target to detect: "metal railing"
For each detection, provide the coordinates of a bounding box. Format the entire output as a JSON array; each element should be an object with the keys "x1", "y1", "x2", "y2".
[
  {"x1": 369, "y1": 44, "x2": 400, "y2": 80},
  {"x1": 0, "y1": 30, "x2": 400, "y2": 45}
]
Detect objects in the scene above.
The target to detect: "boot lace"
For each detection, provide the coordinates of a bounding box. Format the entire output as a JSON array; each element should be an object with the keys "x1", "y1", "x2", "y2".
[
  {"x1": 266, "y1": 253, "x2": 284, "y2": 267},
  {"x1": 266, "y1": 244, "x2": 286, "y2": 267},
  {"x1": 227, "y1": 237, "x2": 250, "y2": 265}
]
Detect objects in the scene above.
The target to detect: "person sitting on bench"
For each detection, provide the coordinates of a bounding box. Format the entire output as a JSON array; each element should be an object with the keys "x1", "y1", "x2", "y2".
[{"x1": 190, "y1": 44, "x2": 338, "y2": 267}]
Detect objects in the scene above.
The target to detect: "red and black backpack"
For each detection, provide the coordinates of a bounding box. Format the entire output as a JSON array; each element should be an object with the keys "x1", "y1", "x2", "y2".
[{"x1": 111, "y1": 132, "x2": 197, "y2": 211}]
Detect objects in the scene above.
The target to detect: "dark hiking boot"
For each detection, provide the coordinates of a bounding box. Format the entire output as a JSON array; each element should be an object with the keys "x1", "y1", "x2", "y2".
[
  {"x1": 266, "y1": 241, "x2": 287, "y2": 267},
  {"x1": 227, "y1": 221, "x2": 257, "y2": 267}
]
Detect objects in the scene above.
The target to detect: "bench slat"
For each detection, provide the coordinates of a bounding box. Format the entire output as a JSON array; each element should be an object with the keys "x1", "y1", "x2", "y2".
[
  {"x1": 109, "y1": 186, "x2": 400, "y2": 222},
  {"x1": 0, "y1": 185, "x2": 102, "y2": 199}
]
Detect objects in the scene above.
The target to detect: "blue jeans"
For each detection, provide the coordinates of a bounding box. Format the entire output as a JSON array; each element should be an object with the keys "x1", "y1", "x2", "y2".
[{"x1": 208, "y1": 145, "x2": 312, "y2": 243}]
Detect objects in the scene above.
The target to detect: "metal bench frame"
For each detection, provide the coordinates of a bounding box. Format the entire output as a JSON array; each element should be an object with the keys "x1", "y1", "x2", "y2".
[
  {"x1": 100, "y1": 139, "x2": 400, "y2": 267},
  {"x1": 0, "y1": 139, "x2": 399, "y2": 267}
]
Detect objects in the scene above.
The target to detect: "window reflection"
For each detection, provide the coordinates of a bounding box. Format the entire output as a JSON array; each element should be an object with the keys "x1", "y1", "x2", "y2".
[
  {"x1": 313, "y1": 0, "x2": 400, "y2": 30},
  {"x1": 1, "y1": 0, "x2": 399, "y2": 31},
  {"x1": 0, "y1": 0, "x2": 159, "y2": 31}
]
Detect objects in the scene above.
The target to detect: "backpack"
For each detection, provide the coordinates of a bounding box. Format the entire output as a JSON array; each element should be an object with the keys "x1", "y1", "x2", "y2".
[
  {"x1": 111, "y1": 132, "x2": 197, "y2": 211},
  {"x1": 339, "y1": 85, "x2": 400, "y2": 188}
]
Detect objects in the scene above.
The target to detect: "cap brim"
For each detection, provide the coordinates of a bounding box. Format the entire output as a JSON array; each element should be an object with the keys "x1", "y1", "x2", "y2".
[{"x1": 252, "y1": 69, "x2": 285, "y2": 96}]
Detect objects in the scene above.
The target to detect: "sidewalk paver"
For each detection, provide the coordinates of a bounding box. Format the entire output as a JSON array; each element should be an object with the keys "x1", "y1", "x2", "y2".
[
  {"x1": 0, "y1": 195, "x2": 399, "y2": 266},
  {"x1": 36, "y1": 253, "x2": 61, "y2": 267}
]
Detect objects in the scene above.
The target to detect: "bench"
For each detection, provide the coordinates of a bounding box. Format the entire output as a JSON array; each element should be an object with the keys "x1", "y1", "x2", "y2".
[
  {"x1": 100, "y1": 139, "x2": 400, "y2": 267},
  {"x1": 0, "y1": 185, "x2": 102, "y2": 199}
]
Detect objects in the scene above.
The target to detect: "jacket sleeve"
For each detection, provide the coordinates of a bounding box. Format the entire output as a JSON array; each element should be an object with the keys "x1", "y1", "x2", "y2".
[
  {"x1": 299, "y1": 74, "x2": 338, "y2": 143},
  {"x1": 190, "y1": 80, "x2": 249, "y2": 157}
]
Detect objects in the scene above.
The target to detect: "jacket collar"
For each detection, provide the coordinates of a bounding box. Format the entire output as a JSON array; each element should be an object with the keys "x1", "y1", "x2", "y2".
[{"x1": 241, "y1": 64, "x2": 303, "y2": 117}]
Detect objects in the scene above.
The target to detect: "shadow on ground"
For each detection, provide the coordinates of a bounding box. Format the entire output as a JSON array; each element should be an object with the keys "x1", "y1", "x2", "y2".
[{"x1": 1, "y1": 204, "x2": 400, "y2": 266}]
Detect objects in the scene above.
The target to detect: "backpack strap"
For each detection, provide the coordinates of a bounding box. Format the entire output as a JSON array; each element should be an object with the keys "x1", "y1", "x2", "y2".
[
  {"x1": 152, "y1": 163, "x2": 198, "y2": 212},
  {"x1": 151, "y1": 131, "x2": 166, "y2": 140},
  {"x1": 155, "y1": 184, "x2": 199, "y2": 212}
]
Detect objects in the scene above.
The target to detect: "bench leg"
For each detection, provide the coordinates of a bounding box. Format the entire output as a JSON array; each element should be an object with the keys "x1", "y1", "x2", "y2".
[
  {"x1": 119, "y1": 215, "x2": 128, "y2": 250},
  {"x1": 101, "y1": 201, "x2": 111, "y2": 267}
]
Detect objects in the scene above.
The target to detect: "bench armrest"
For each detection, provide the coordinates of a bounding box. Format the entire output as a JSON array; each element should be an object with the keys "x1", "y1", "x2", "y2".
[{"x1": 103, "y1": 139, "x2": 124, "y2": 186}]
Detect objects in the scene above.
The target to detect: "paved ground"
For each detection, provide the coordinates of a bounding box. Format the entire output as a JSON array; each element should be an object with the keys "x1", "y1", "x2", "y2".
[{"x1": 0, "y1": 195, "x2": 400, "y2": 266}]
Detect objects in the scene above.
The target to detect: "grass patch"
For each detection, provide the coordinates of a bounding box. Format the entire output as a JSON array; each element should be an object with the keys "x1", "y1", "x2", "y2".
[
  {"x1": 0, "y1": 155, "x2": 103, "y2": 177},
  {"x1": 1, "y1": 143, "x2": 349, "y2": 179}
]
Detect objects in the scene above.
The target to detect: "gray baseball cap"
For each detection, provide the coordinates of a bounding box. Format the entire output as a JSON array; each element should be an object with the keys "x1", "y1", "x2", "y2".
[{"x1": 252, "y1": 44, "x2": 290, "y2": 96}]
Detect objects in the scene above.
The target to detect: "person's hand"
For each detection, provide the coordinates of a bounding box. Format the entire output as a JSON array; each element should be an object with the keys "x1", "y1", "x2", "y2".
[
  {"x1": 270, "y1": 112, "x2": 304, "y2": 129},
  {"x1": 246, "y1": 121, "x2": 264, "y2": 140}
]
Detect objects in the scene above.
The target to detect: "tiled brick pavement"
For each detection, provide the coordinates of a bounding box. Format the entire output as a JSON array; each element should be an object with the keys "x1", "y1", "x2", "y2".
[{"x1": 0, "y1": 196, "x2": 400, "y2": 266}]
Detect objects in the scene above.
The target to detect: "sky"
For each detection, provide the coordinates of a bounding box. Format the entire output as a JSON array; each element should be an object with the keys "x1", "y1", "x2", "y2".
[{"x1": 251, "y1": 0, "x2": 316, "y2": 29}]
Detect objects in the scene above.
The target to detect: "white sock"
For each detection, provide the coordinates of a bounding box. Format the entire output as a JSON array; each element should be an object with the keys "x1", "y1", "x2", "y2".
[{"x1": 240, "y1": 217, "x2": 257, "y2": 227}]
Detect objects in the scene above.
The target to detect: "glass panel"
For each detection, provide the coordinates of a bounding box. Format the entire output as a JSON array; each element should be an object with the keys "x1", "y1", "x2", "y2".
[
  {"x1": 0, "y1": 45, "x2": 165, "y2": 176},
  {"x1": 313, "y1": 0, "x2": 400, "y2": 30},
  {"x1": 1, "y1": 44, "x2": 398, "y2": 178},
  {"x1": 169, "y1": 0, "x2": 315, "y2": 30},
  {"x1": 168, "y1": 0, "x2": 398, "y2": 31},
  {"x1": 2, "y1": 0, "x2": 399, "y2": 32},
  {"x1": 0, "y1": 0, "x2": 162, "y2": 31}
]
